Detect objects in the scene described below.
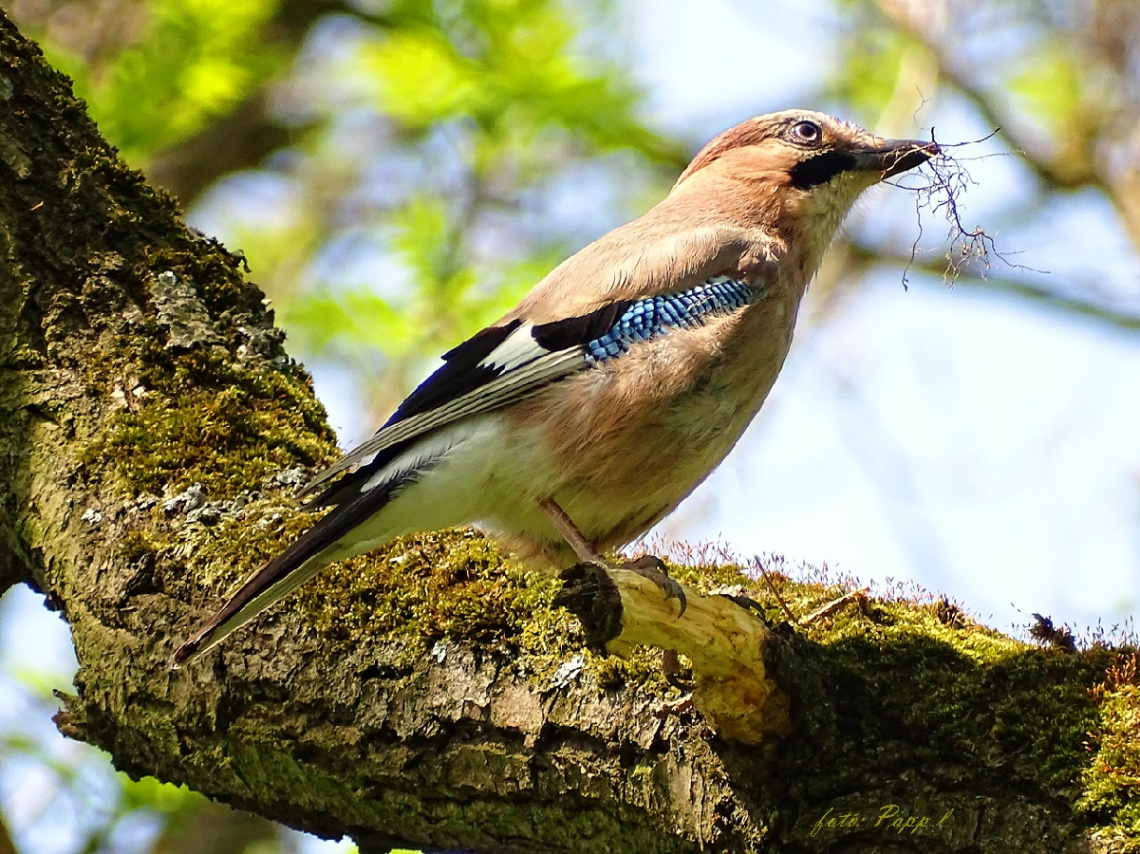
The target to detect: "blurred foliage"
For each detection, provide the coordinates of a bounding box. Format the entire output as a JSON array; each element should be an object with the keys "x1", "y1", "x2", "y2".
[
  {"x1": 5, "y1": 0, "x2": 1140, "y2": 850},
  {"x1": 1007, "y1": 42, "x2": 1084, "y2": 132},
  {"x1": 835, "y1": 0, "x2": 1140, "y2": 246},
  {"x1": 16, "y1": 0, "x2": 284, "y2": 166}
]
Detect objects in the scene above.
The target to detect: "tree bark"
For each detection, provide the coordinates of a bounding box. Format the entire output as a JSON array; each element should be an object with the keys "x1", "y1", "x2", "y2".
[{"x1": 0, "y1": 10, "x2": 1127, "y2": 853}]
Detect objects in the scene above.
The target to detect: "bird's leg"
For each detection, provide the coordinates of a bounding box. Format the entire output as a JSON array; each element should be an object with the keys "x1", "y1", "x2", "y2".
[
  {"x1": 537, "y1": 498, "x2": 686, "y2": 617},
  {"x1": 538, "y1": 498, "x2": 605, "y2": 564}
]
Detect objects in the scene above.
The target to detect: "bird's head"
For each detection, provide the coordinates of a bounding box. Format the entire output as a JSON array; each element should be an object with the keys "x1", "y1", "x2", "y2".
[{"x1": 674, "y1": 109, "x2": 938, "y2": 250}]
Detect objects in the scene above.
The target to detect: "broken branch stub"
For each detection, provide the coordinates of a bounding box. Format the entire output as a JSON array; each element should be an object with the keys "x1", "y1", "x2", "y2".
[{"x1": 558, "y1": 564, "x2": 792, "y2": 744}]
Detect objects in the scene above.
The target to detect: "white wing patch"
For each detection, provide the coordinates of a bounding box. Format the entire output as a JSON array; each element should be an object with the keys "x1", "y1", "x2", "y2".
[{"x1": 477, "y1": 323, "x2": 542, "y2": 372}]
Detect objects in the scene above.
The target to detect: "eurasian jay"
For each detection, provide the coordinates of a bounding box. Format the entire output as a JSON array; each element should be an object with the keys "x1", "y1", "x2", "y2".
[{"x1": 174, "y1": 109, "x2": 938, "y2": 666}]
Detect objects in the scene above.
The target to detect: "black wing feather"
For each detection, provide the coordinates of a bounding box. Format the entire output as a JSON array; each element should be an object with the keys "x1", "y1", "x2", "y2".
[
  {"x1": 385, "y1": 319, "x2": 523, "y2": 427},
  {"x1": 531, "y1": 300, "x2": 631, "y2": 351}
]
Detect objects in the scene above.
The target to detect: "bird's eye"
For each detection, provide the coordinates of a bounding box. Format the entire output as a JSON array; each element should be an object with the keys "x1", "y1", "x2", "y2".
[{"x1": 789, "y1": 121, "x2": 822, "y2": 145}]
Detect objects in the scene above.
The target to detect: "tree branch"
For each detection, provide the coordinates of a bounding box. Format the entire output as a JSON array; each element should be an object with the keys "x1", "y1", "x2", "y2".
[{"x1": 559, "y1": 565, "x2": 790, "y2": 745}]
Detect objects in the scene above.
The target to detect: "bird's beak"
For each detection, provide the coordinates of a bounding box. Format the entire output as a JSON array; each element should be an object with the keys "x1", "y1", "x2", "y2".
[{"x1": 851, "y1": 137, "x2": 939, "y2": 179}]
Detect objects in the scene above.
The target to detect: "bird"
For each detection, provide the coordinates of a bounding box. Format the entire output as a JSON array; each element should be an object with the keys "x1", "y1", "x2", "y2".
[{"x1": 173, "y1": 109, "x2": 938, "y2": 667}]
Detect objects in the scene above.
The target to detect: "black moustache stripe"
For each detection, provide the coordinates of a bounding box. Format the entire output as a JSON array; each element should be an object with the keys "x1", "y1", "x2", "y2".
[{"x1": 789, "y1": 151, "x2": 857, "y2": 190}]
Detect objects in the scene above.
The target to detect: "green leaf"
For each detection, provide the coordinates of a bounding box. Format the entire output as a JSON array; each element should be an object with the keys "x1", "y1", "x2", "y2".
[
  {"x1": 1006, "y1": 42, "x2": 1083, "y2": 130},
  {"x1": 45, "y1": 0, "x2": 284, "y2": 164}
]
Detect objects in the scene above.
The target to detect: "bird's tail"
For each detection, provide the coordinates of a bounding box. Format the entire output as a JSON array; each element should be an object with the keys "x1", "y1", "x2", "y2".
[
  {"x1": 172, "y1": 548, "x2": 327, "y2": 668},
  {"x1": 172, "y1": 482, "x2": 403, "y2": 669}
]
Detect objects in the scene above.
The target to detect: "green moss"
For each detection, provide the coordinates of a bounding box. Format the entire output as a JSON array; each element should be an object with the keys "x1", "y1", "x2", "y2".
[
  {"x1": 177, "y1": 513, "x2": 671, "y2": 691},
  {"x1": 718, "y1": 577, "x2": 1135, "y2": 850},
  {"x1": 296, "y1": 529, "x2": 635, "y2": 684},
  {"x1": 88, "y1": 325, "x2": 336, "y2": 498},
  {"x1": 179, "y1": 517, "x2": 554, "y2": 648},
  {"x1": 297, "y1": 529, "x2": 535, "y2": 646},
  {"x1": 176, "y1": 499, "x2": 313, "y2": 588},
  {"x1": 781, "y1": 598, "x2": 1101, "y2": 783},
  {"x1": 1077, "y1": 655, "x2": 1140, "y2": 850},
  {"x1": 119, "y1": 529, "x2": 160, "y2": 562},
  {"x1": 597, "y1": 557, "x2": 1135, "y2": 841},
  {"x1": 586, "y1": 648, "x2": 667, "y2": 690}
]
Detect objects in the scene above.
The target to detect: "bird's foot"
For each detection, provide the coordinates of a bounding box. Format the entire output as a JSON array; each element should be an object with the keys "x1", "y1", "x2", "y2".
[
  {"x1": 709, "y1": 586, "x2": 772, "y2": 625},
  {"x1": 617, "y1": 554, "x2": 687, "y2": 618}
]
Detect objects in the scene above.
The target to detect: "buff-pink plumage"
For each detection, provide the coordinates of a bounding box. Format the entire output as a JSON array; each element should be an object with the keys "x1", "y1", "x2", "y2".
[{"x1": 174, "y1": 109, "x2": 937, "y2": 667}]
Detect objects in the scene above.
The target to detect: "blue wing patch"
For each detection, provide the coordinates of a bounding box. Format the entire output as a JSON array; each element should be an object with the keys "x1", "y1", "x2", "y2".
[{"x1": 584, "y1": 276, "x2": 756, "y2": 363}]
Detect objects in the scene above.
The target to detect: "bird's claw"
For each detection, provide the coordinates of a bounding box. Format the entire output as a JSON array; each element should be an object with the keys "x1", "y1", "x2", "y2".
[{"x1": 618, "y1": 555, "x2": 687, "y2": 617}]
